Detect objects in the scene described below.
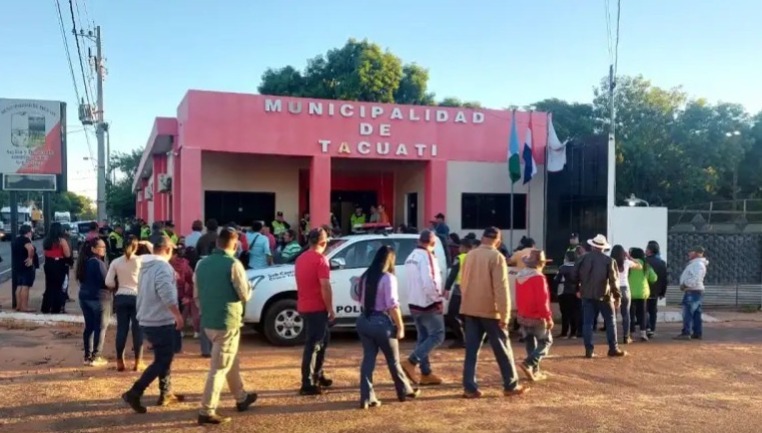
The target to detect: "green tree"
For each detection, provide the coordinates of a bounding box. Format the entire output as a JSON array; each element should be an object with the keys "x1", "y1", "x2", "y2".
[
  {"x1": 438, "y1": 97, "x2": 482, "y2": 108},
  {"x1": 106, "y1": 148, "x2": 143, "y2": 219},
  {"x1": 529, "y1": 98, "x2": 595, "y2": 141},
  {"x1": 259, "y1": 39, "x2": 478, "y2": 108},
  {"x1": 260, "y1": 39, "x2": 403, "y2": 103}
]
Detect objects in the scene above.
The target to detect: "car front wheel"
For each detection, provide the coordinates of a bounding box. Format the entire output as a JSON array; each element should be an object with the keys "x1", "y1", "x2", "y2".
[{"x1": 263, "y1": 299, "x2": 305, "y2": 346}]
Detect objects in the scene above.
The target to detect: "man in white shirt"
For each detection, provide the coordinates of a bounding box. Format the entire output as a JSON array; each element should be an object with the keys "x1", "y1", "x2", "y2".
[{"x1": 401, "y1": 230, "x2": 445, "y2": 386}]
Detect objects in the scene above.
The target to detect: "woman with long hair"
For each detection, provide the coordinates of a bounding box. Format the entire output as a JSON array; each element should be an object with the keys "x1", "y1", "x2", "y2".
[
  {"x1": 351, "y1": 245, "x2": 419, "y2": 409},
  {"x1": 628, "y1": 247, "x2": 658, "y2": 341},
  {"x1": 610, "y1": 245, "x2": 642, "y2": 344},
  {"x1": 41, "y1": 222, "x2": 72, "y2": 314},
  {"x1": 76, "y1": 238, "x2": 111, "y2": 367},
  {"x1": 106, "y1": 235, "x2": 145, "y2": 372}
]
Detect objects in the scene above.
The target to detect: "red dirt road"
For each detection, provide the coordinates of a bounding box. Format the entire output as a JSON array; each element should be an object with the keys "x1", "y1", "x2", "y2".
[{"x1": 1, "y1": 318, "x2": 761, "y2": 433}]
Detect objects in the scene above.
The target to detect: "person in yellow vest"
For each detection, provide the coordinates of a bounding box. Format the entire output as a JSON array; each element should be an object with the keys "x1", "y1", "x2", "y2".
[
  {"x1": 163, "y1": 222, "x2": 179, "y2": 245},
  {"x1": 349, "y1": 206, "x2": 367, "y2": 231},
  {"x1": 443, "y1": 238, "x2": 475, "y2": 349},
  {"x1": 271, "y1": 211, "x2": 291, "y2": 248},
  {"x1": 107, "y1": 224, "x2": 125, "y2": 262},
  {"x1": 140, "y1": 223, "x2": 152, "y2": 240}
]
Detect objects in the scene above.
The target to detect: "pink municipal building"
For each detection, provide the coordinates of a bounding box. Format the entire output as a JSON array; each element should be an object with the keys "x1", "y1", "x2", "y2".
[{"x1": 133, "y1": 90, "x2": 550, "y2": 246}]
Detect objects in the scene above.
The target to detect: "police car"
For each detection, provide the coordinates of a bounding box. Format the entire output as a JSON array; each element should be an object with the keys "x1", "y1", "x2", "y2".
[{"x1": 245, "y1": 226, "x2": 449, "y2": 346}]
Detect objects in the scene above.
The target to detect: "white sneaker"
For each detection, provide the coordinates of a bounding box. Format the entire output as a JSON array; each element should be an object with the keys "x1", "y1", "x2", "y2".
[
  {"x1": 193, "y1": 332, "x2": 200, "y2": 339},
  {"x1": 89, "y1": 356, "x2": 108, "y2": 367}
]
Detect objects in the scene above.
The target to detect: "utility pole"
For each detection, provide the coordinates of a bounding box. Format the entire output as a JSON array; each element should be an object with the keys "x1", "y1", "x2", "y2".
[
  {"x1": 94, "y1": 25, "x2": 107, "y2": 222},
  {"x1": 606, "y1": 64, "x2": 616, "y2": 240}
]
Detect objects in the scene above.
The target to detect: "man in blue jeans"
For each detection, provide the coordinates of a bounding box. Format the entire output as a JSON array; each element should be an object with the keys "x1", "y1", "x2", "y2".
[
  {"x1": 675, "y1": 246, "x2": 708, "y2": 340},
  {"x1": 401, "y1": 230, "x2": 445, "y2": 386},
  {"x1": 122, "y1": 235, "x2": 185, "y2": 414},
  {"x1": 573, "y1": 235, "x2": 627, "y2": 359},
  {"x1": 459, "y1": 227, "x2": 528, "y2": 398}
]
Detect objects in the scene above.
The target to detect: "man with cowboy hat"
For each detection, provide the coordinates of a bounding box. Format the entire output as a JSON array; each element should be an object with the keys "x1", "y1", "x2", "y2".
[{"x1": 572, "y1": 234, "x2": 626, "y2": 359}]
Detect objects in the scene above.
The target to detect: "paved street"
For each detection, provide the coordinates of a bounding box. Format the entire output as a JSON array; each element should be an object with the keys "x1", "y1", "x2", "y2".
[{"x1": 0, "y1": 239, "x2": 43, "y2": 284}]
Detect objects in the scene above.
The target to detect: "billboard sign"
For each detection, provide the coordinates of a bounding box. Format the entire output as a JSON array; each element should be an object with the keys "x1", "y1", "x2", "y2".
[
  {"x1": 0, "y1": 98, "x2": 65, "y2": 175},
  {"x1": 2, "y1": 173, "x2": 57, "y2": 191}
]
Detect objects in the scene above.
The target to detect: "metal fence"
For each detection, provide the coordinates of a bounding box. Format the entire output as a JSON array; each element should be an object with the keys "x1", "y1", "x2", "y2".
[{"x1": 667, "y1": 227, "x2": 762, "y2": 308}]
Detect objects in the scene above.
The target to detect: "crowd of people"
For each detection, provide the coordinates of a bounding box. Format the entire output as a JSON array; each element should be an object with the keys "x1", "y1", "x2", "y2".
[{"x1": 7, "y1": 212, "x2": 710, "y2": 426}]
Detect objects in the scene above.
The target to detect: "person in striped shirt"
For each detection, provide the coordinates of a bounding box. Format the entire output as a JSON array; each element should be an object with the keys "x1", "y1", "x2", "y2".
[{"x1": 280, "y1": 230, "x2": 303, "y2": 263}]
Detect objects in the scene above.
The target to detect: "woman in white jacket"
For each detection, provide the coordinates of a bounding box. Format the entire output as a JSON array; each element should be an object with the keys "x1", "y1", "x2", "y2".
[{"x1": 106, "y1": 236, "x2": 151, "y2": 372}]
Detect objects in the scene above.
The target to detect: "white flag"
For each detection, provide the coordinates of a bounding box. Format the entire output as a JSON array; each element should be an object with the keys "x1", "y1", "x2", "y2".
[{"x1": 546, "y1": 114, "x2": 568, "y2": 173}]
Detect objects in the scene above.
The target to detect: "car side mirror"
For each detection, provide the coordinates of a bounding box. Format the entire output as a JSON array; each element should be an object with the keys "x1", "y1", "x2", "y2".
[{"x1": 329, "y1": 257, "x2": 346, "y2": 270}]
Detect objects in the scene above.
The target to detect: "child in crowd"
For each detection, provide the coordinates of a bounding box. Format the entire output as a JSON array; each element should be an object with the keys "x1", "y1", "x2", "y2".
[
  {"x1": 554, "y1": 251, "x2": 581, "y2": 339},
  {"x1": 515, "y1": 250, "x2": 553, "y2": 382}
]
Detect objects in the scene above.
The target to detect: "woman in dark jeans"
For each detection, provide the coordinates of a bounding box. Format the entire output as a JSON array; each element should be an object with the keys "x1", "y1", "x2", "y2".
[
  {"x1": 105, "y1": 235, "x2": 145, "y2": 372},
  {"x1": 75, "y1": 238, "x2": 112, "y2": 367},
  {"x1": 41, "y1": 222, "x2": 72, "y2": 314},
  {"x1": 351, "y1": 245, "x2": 419, "y2": 409}
]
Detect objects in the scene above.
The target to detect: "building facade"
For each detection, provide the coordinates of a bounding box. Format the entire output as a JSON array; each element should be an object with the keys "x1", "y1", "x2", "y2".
[{"x1": 133, "y1": 90, "x2": 549, "y2": 247}]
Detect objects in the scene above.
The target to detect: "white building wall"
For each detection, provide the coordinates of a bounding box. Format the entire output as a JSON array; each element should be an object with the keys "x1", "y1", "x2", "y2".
[
  {"x1": 201, "y1": 152, "x2": 306, "y2": 226},
  {"x1": 445, "y1": 161, "x2": 546, "y2": 249},
  {"x1": 394, "y1": 166, "x2": 425, "y2": 226}
]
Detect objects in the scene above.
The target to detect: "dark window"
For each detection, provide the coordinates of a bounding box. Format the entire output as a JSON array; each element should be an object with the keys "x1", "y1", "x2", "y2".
[
  {"x1": 460, "y1": 193, "x2": 527, "y2": 230},
  {"x1": 204, "y1": 191, "x2": 275, "y2": 228}
]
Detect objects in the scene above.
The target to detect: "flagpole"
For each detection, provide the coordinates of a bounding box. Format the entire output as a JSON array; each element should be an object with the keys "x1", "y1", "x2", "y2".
[
  {"x1": 526, "y1": 111, "x2": 532, "y2": 239},
  {"x1": 543, "y1": 112, "x2": 550, "y2": 252},
  {"x1": 509, "y1": 109, "x2": 515, "y2": 250}
]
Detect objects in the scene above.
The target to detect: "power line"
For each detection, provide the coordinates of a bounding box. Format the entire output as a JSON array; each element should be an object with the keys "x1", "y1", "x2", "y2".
[
  {"x1": 67, "y1": 0, "x2": 93, "y2": 108},
  {"x1": 54, "y1": 0, "x2": 81, "y2": 105},
  {"x1": 54, "y1": 0, "x2": 96, "y2": 170}
]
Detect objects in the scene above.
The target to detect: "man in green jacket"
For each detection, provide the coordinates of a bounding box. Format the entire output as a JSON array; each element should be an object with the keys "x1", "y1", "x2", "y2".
[{"x1": 194, "y1": 227, "x2": 256, "y2": 425}]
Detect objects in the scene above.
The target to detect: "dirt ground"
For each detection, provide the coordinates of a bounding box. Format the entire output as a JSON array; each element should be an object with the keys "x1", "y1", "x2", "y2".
[{"x1": 1, "y1": 317, "x2": 762, "y2": 433}]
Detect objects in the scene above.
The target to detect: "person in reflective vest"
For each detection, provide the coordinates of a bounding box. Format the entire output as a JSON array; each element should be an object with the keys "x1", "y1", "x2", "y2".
[
  {"x1": 350, "y1": 206, "x2": 367, "y2": 230},
  {"x1": 444, "y1": 238, "x2": 475, "y2": 349},
  {"x1": 108, "y1": 225, "x2": 125, "y2": 262},
  {"x1": 163, "y1": 222, "x2": 179, "y2": 245},
  {"x1": 140, "y1": 224, "x2": 151, "y2": 240}
]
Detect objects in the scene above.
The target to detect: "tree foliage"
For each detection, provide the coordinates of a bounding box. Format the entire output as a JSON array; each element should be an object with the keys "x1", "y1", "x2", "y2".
[
  {"x1": 106, "y1": 148, "x2": 143, "y2": 219},
  {"x1": 0, "y1": 190, "x2": 94, "y2": 220},
  {"x1": 258, "y1": 40, "x2": 761, "y2": 210},
  {"x1": 529, "y1": 75, "x2": 761, "y2": 208},
  {"x1": 258, "y1": 39, "x2": 476, "y2": 108}
]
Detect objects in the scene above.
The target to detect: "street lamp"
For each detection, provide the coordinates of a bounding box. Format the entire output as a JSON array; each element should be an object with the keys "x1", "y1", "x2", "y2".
[
  {"x1": 725, "y1": 131, "x2": 742, "y2": 210},
  {"x1": 625, "y1": 193, "x2": 649, "y2": 207}
]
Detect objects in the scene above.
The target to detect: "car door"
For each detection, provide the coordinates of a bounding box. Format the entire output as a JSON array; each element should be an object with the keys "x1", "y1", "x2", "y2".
[{"x1": 328, "y1": 240, "x2": 380, "y2": 319}]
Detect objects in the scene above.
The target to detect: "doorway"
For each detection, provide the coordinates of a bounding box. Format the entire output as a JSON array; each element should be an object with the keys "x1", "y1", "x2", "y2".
[
  {"x1": 331, "y1": 190, "x2": 377, "y2": 234},
  {"x1": 204, "y1": 191, "x2": 275, "y2": 227},
  {"x1": 406, "y1": 192, "x2": 418, "y2": 229}
]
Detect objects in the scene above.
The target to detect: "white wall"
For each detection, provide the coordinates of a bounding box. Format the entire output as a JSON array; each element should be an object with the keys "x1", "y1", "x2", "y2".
[
  {"x1": 446, "y1": 161, "x2": 546, "y2": 249},
  {"x1": 609, "y1": 206, "x2": 669, "y2": 262},
  {"x1": 394, "y1": 166, "x2": 424, "y2": 226},
  {"x1": 201, "y1": 153, "x2": 307, "y2": 226}
]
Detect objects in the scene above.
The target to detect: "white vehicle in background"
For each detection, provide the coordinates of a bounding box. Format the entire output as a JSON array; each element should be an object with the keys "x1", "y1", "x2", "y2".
[
  {"x1": 245, "y1": 230, "x2": 449, "y2": 346},
  {"x1": 0, "y1": 206, "x2": 34, "y2": 241},
  {"x1": 54, "y1": 211, "x2": 72, "y2": 224}
]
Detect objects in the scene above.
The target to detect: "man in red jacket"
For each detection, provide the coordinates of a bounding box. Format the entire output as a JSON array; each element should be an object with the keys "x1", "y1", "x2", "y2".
[{"x1": 515, "y1": 249, "x2": 553, "y2": 382}]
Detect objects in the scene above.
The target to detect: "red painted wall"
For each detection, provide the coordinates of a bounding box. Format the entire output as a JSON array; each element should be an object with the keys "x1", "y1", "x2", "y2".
[
  {"x1": 179, "y1": 91, "x2": 547, "y2": 164},
  {"x1": 298, "y1": 171, "x2": 395, "y2": 226}
]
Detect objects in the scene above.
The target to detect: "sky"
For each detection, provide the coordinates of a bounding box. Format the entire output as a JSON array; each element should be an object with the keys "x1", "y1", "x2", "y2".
[{"x1": 1, "y1": 0, "x2": 760, "y2": 200}]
